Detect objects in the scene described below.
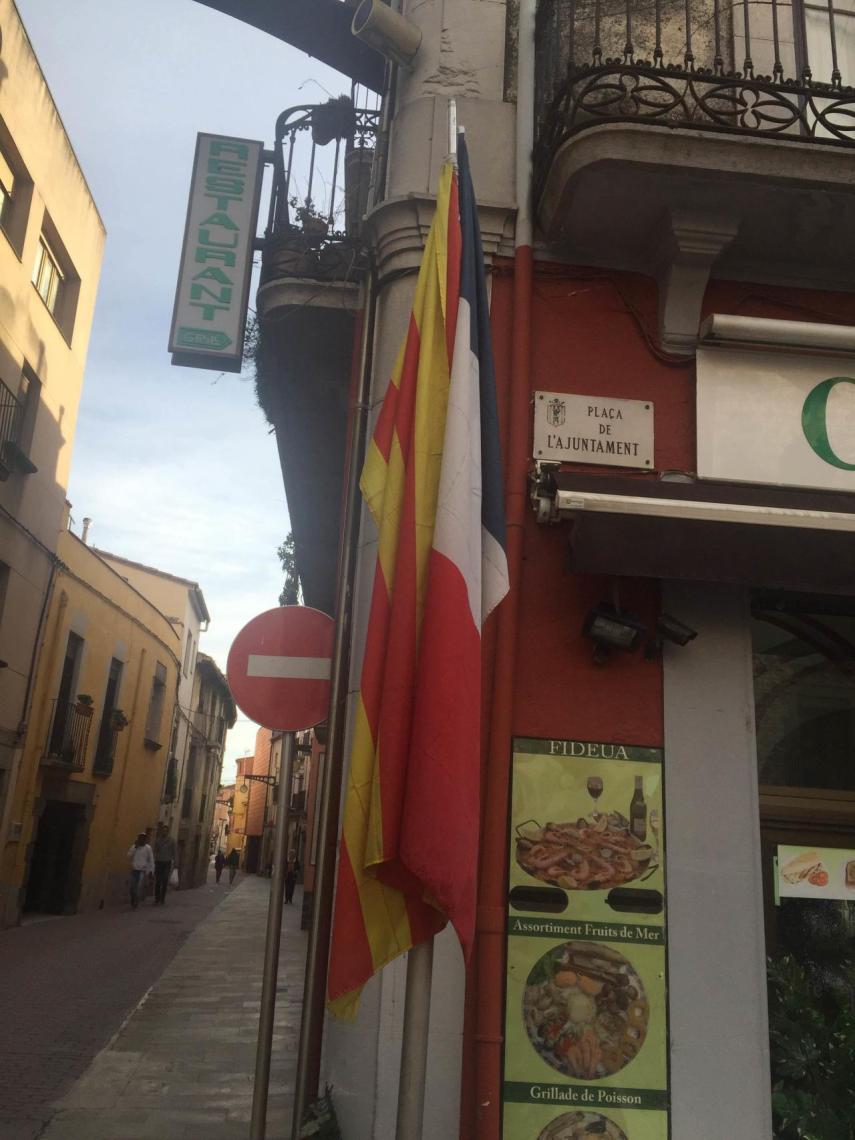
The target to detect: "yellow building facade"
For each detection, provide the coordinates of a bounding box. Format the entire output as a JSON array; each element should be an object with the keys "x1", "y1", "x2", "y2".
[
  {"x1": 0, "y1": 0, "x2": 105, "y2": 899},
  {"x1": 226, "y1": 756, "x2": 250, "y2": 861},
  {"x1": 0, "y1": 529, "x2": 181, "y2": 923}
]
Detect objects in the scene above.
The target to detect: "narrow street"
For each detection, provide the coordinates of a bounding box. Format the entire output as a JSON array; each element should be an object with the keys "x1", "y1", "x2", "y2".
[{"x1": 0, "y1": 875, "x2": 306, "y2": 1140}]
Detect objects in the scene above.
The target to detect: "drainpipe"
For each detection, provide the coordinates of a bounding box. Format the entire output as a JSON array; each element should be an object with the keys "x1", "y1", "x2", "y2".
[
  {"x1": 473, "y1": 1, "x2": 535, "y2": 1137},
  {"x1": 0, "y1": 555, "x2": 59, "y2": 860}
]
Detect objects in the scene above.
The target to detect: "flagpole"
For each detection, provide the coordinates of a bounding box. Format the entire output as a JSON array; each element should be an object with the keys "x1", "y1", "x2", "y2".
[
  {"x1": 395, "y1": 938, "x2": 435, "y2": 1140},
  {"x1": 393, "y1": 94, "x2": 460, "y2": 1140},
  {"x1": 250, "y1": 730, "x2": 295, "y2": 1140}
]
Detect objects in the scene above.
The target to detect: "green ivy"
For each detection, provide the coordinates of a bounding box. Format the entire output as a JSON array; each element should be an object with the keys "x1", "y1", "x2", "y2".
[{"x1": 768, "y1": 955, "x2": 855, "y2": 1139}]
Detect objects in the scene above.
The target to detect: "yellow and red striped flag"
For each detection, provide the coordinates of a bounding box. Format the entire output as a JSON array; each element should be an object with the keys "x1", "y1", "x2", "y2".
[{"x1": 327, "y1": 142, "x2": 508, "y2": 1020}]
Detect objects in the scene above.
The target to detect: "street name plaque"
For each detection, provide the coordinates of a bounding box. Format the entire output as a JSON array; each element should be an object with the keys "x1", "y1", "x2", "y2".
[{"x1": 533, "y1": 392, "x2": 654, "y2": 470}]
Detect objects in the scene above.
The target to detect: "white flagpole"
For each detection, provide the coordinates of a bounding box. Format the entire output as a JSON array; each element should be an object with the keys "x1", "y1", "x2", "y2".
[{"x1": 394, "y1": 95, "x2": 460, "y2": 1140}]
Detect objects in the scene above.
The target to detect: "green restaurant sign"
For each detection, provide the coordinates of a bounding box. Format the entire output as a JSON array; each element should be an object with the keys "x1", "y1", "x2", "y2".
[{"x1": 169, "y1": 133, "x2": 264, "y2": 373}]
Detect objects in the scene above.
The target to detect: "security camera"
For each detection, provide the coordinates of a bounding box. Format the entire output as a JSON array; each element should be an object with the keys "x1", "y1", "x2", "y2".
[{"x1": 352, "y1": 0, "x2": 422, "y2": 70}]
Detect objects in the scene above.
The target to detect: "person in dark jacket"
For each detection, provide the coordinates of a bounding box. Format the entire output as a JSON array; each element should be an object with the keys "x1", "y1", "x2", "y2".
[
  {"x1": 214, "y1": 849, "x2": 226, "y2": 884},
  {"x1": 226, "y1": 847, "x2": 240, "y2": 885},
  {"x1": 284, "y1": 861, "x2": 297, "y2": 904}
]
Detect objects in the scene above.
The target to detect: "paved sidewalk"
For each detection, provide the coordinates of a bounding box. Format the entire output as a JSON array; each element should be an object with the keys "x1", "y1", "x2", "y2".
[
  {"x1": 0, "y1": 877, "x2": 225, "y2": 1140},
  {"x1": 40, "y1": 875, "x2": 307, "y2": 1139}
]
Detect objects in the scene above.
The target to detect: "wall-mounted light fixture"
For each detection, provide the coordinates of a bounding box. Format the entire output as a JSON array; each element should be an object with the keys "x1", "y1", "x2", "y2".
[{"x1": 582, "y1": 603, "x2": 647, "y2": 665}]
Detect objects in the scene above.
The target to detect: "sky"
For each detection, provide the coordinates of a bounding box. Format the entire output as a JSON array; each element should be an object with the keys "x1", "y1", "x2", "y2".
[{"x1": 16, "y1": 0, "x2": 348, "y2": 778}]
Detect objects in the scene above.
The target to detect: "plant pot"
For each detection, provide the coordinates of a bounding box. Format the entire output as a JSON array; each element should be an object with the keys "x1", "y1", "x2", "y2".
[{"x1": 311, "y1": 99, "x2": 356, "y2": 147}]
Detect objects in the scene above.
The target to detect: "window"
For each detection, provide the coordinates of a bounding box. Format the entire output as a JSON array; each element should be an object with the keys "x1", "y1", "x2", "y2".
[
  {"x1": 0, "y1": 124, "x2": 31, "y2": 255},
  {"x1": 0, "y1": 143, "x2": 13, "y2": 229},
  {"x1": 753, "y1": 595, "x2": 855, "y2": 1133},
  {"x1": 182, "y1": 746, "x2": 197, "y2": 819},
  {"x1": 93, "y1": 657, "x2": 124, "y2": 776},
  {"x1": 183, "y1": 633, "x2": 195, "y2": 677},
  {"x1": 144, "y1": 662, "x2": 167, "y2": 747},
  {"x1": 48, "y1": 632, "x2": 84, "y2": 757},
  {"x1": 0, "y1": 562, "x2": 9, "y2": 626},
  {"x1": 32, "y1": 235, "x2": 64, "y2": 315},
  {"x1": 1, "y1": 365, "x2": 40, "y2": 477}
]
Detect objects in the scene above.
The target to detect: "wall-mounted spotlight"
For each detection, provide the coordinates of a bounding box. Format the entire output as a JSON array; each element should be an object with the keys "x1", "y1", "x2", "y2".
[
  {"x1": 645, "y1": 613, "x2": 698, "y2": 659},
  {"x1": 582, "y1": 603, "x2": 647, "y2": 665},
  {"x1": 352, "y1": 0, "x2": 422, "y2": 70}
]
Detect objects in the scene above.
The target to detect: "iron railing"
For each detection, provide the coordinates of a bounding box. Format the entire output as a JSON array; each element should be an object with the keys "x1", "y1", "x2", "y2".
[
  {"x1": 262, "y1": 100, "x2": 379, "y2": 284},
  {"x1": 535, "y1": 0, "x2": 855, "y2": 195},
  {"x1": 43, "y1": 699, "x2": 91, "y2": 771},
  {"x1": 0, "y1": 378, "x2": 22, "y2": 477}
]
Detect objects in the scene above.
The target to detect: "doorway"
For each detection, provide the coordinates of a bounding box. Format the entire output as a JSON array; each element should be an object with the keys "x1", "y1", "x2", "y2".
[{"x1": 24, "y1": 800, "x2": 87, "y2": 914}]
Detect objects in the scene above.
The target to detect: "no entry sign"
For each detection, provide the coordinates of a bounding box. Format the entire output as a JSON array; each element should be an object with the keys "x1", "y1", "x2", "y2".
[{"x1": 226, "y1": 606, "x2": 334, "y2": 731}]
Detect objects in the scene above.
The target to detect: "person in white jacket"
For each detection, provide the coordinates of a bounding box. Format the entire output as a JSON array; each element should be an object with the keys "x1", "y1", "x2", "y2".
[{"x1": 127, "y1": 832, "x2": 154, "y2": 909}]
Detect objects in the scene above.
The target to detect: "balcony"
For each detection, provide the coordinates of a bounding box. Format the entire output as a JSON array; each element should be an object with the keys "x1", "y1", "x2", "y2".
[
  {"x1": 534, "y1": 0, "x2": 855, "y2": 347},
  {"x1": 0, "y1": 378, "x2": 35, "y2": 481},
  {"x1": 252, "y1": 99, "x2": 379, "y2": 614},
  {"x1": 258, "y1": 99, "x2": 378, "y2": 303},
  {"x1": 42, "y1": 699, "x2": 91, "y2": 771}
]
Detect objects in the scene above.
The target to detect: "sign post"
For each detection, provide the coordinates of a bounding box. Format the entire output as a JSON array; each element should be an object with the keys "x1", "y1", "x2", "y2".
[{"x1": 227, "y1": 606, "x2": 334, "y2": 1140}]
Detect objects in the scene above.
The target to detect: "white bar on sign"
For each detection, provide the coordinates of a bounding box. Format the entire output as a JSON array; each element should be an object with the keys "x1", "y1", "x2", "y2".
[{"x1": 247, "y1": 654, "x2": 331, "y2": 680}]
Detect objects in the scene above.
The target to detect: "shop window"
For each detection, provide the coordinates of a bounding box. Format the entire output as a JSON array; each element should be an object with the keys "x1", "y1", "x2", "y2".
[{"x1": 753, "y1": 594, "x2": 855, "y2": 1138}]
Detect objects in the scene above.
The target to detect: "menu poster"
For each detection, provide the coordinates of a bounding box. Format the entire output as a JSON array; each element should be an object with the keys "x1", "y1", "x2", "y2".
[
  {"x1": 778, "y1": 845, "x2": 855, "y2": 902},
  {"x1": 503, "y1": 738, "x2": 670, "y2": 1140}
]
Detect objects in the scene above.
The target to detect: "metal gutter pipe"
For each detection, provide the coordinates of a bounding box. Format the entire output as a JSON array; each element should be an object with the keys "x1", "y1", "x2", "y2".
[{"x1": 473, "y1": 1, "x2": 536, "y2": 1136}]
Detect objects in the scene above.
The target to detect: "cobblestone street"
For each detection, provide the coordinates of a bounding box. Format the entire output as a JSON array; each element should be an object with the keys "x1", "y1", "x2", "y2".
[{"x1": 0, "y1": 874, "x2": 306, "y2": 1139}]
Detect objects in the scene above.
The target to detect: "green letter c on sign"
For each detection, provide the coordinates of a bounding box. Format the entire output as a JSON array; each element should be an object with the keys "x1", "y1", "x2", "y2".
[{"x1": 801, "y1": 377, "x2": 855, "y2": 471}]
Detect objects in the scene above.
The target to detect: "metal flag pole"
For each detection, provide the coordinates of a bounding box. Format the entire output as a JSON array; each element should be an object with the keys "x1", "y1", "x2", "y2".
[
  {"x1": 249, "y1": 730, "x2": 296, "y2": 1140},
  {"x1": 394, "y1": 94, "x2": 461, "y2": 1140}
]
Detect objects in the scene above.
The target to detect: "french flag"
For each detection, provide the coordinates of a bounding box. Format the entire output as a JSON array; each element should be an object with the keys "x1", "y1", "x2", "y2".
[{"x1": 400, "y1": 134, "x2": 510, "y2": 959}]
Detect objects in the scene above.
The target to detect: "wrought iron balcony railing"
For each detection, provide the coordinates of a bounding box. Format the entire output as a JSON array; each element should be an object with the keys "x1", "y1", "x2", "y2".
[
  {"x1": 535, "y1": 0, "x2": 855, "y2": 198},
  {"x1": 43, "y1": 699, "x2": 91, "y2": 771},
  {"x1": 0, "y1": 378, "x2": 22, "y2": 480},
  {"x1": 262, "y1": 100, "x2": 379, "y2": 285}
]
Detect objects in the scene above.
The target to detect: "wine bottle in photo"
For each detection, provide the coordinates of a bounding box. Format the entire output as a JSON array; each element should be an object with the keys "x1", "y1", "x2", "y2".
[{"x1": 630, "y1": 775, "x2": 647, "y2": 841}]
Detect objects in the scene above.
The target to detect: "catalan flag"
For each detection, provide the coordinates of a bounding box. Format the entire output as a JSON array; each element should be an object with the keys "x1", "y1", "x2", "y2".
[{"x1": 327, "y1": 136, "x2": 509, "y2": 1020}]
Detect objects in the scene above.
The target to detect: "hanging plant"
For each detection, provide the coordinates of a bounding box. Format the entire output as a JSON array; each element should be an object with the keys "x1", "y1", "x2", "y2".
[
  {"x1": 111, "y1": 708, "x2": 129, "y2": 731},
  {"x1": 75, "y1": 694, "x2": 94, "y2": 717}
]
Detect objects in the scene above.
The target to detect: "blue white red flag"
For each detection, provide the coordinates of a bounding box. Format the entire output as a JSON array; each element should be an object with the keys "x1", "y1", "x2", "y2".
[{"x1": 400, "y1": 133, "x2": 510, "y2": 956}]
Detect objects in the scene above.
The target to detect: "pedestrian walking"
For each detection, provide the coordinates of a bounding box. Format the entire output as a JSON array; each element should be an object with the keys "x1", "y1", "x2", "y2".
[
  {"x1": 127, "y1": 832, "x2": 154, "y2": 909},
  {"x1": 153, "y1": 822, "x2": 176, "y2": 906},
  {"x1": 226, "y1": 847, "x2": 239, "y2": 885},
  {"x1": 214, "y1": 849, "x2": 226, "y2": 884},
  {"x1": 284, "y1": 861, "x2": 297, "y2": 904}
]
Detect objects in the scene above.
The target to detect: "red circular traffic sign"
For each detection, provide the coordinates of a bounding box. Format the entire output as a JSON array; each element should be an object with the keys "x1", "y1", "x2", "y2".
[{"x1": 226, "y1": 606, "x2": 334, "y2": 731}]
